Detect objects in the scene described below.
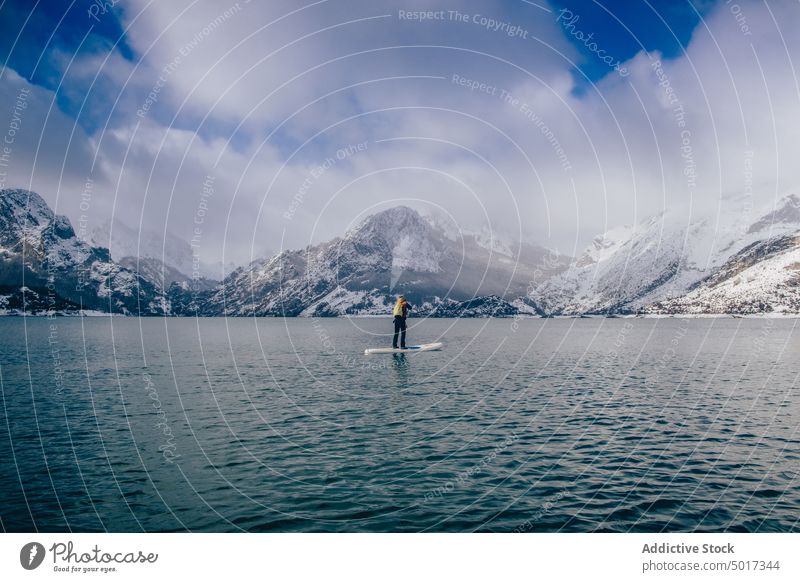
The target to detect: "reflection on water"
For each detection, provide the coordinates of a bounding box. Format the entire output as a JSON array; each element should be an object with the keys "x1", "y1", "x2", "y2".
[{"x1": 1, "y1": 317, "x2": 799, "y2": 532}]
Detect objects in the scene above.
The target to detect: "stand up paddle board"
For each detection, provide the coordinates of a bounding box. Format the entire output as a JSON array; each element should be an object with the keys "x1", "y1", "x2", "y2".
[{"x1": 364, "y1": 342, "x2": 443, "y2": 355}]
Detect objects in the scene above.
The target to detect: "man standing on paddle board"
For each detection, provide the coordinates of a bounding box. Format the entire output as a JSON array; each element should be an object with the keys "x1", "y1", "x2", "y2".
[{"x1": 392, "y1": 295, "x2": 412, "y2": 349}]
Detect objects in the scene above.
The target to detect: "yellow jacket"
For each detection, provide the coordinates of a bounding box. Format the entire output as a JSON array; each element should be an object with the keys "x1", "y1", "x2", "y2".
[{"x1": 392, "y1": 300, "x2": 407, "y2": 317}]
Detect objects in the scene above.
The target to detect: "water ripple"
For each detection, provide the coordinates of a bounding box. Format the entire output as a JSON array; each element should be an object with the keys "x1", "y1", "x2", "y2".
[{"x1": 1, "y1": 317, "x2": 799, "y2": 532}]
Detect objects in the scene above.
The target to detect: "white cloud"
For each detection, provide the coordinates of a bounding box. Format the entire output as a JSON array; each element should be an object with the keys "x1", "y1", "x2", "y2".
[{"x1": 4, "y1": 0, "x2": 800, "y2": 267}]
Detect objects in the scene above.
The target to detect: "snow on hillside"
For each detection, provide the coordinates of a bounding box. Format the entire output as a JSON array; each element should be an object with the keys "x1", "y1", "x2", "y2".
[
  {"x1": 0, "y1": 189, "x2": 167, "y2": 315},
  {"x1": 12, "y1": 187, "x2": 799, "y2": 317},
  {"x1": 196, "y1": 206, "x2": 568, "y2": 317},
  {"x1": 647, "y1": 234, "x2": 800, "y2": 314},
  {"x1": 531, "y1": 194, "x2": 800, "y2": 315}
]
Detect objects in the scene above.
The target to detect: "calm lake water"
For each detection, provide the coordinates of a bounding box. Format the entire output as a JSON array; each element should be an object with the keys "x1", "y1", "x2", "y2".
[{"x1": 1, "y1": 316, "x2": 799, "y2": 532}]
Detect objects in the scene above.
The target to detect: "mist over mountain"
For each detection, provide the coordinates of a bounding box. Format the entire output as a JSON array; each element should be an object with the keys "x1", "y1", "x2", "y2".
[{"x1": 91, "y1": 219, "x2": 234, "y2": 284}]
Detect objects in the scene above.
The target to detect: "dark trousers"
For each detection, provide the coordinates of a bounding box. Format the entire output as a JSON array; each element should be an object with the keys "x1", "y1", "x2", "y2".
[{"x1": 393, "y1": 316, "x2": 407, "y2": 348}]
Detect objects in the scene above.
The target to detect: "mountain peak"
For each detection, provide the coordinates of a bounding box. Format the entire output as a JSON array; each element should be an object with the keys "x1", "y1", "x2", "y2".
[
  {"x1": 748, "y1": 193, "x2": 800, "y2": 234},
  {"x1": 1, "y1": 189, "x2": 58, "y2": 248},
  {"x1": 1, "y1": 188, "x2": 52, "y2": 218},
  {"x1": 364, "y1": 205, "x2": 422, "y2": 224},
  {"x1": 347, "y1": 205, "x2": 430, "y2": 243}
]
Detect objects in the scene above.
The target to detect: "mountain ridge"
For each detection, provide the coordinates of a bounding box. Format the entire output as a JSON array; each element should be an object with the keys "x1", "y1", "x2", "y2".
[
  {"x1": 4, "y1": 187, "x2": 800, "y2": 317},
  {"x1": 191, "y1": 204, "x2": 569, "y2": 316}
]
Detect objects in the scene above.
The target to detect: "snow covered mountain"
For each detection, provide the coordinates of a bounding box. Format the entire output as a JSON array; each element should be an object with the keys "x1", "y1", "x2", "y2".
[
  {"x1": 194, "y1": 206, "x2": 569, "y2": 316},
  {"x1": 532, "y1": 194, "x2": 800, "y2": 315},
  {"x1": 0, "y1": 189, "x2": 167, "y2": 315},
  {"x1": 7, "y1": 187, "x2": 799, "y2": 317},
  {"x1": 646, "y1": 232, "x2": 800, "y2": 314}
]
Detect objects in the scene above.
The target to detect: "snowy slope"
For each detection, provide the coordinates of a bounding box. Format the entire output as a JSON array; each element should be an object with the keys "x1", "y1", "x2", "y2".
[
  {"x1": 533, "y1": 194, "x2": 800, "y2": 315},
  {"x1": 0, "y1": 189, "x2": 168, "y2": 315},
  {"x1": 646, "y1": 234, "x2": 800, "y2": 314}
]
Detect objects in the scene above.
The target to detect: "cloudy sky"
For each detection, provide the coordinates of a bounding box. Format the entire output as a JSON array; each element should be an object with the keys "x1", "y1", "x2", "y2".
[{"x1": 1, "y1": 0, "x2": 798, "y2": 267}]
